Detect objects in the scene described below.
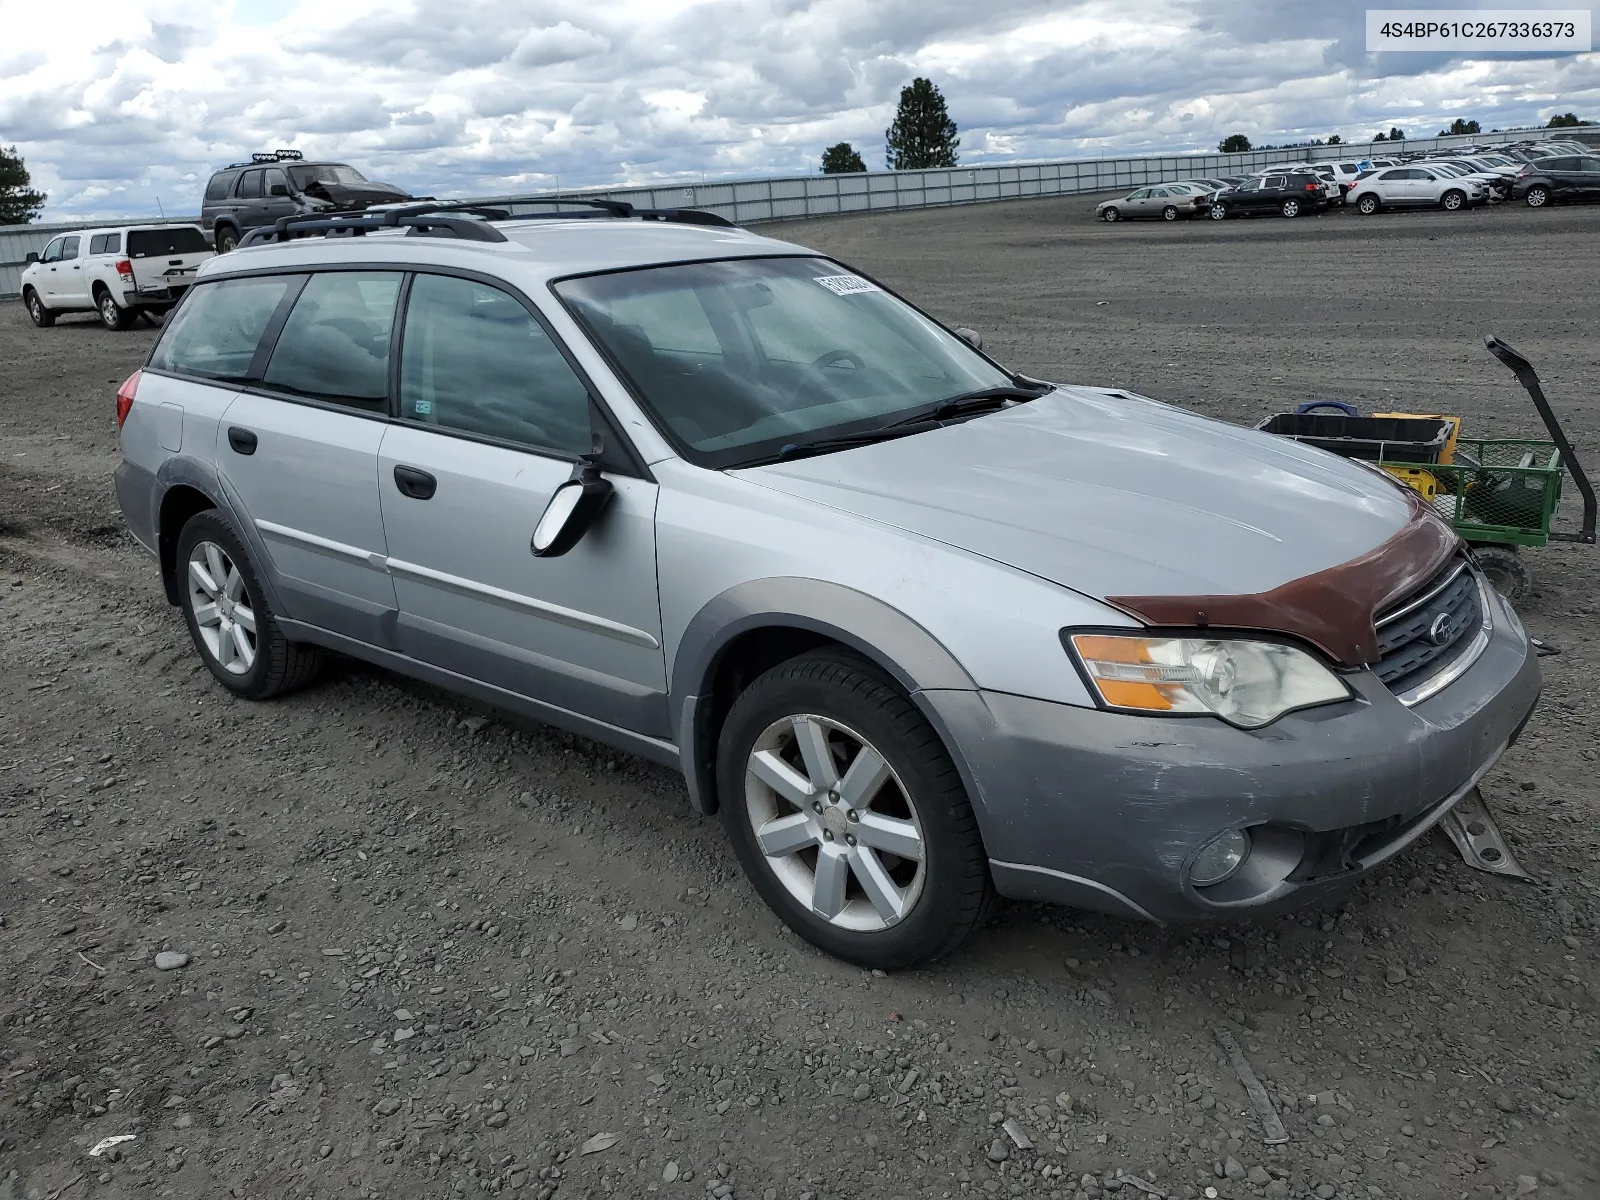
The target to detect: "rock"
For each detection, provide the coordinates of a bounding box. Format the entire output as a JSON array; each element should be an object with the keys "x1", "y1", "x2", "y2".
[
  {"x1": 154, "y1": 951, "x2": 190, "y2": 971},
  {"x1": 1224, "y1": 1157, "x2": 1246, "y2": 1181},
  {"x1": 373, "y1": 1097, "x2": 401, "y2": 1116},
  {"x1": 852, "y1": 1083, "x2": 871, "y2": 1101},
  {"x1": 559, "y1": 1040, "x2": 580, "y2": 1057},
  {"x1": 1247, "y1": 1166, "x2": 1270, "y2": 1185},
  {"x1": 394, "y1": 1009, "x2": 414, "y2": 1022},
  {"x1": 486, "y1": 1111, "x2": 509, "y2": 1128},
  {"x1": 1495, "y1": 1092, "x2": 1519, "y2": 1113},
  {"x1": 455, "y1": 1059, "x2": 477, "y2": 1075},
  {"x1": 663, "y1": 1162, "x2": 679, "y2": 1183},
  {"x1": 1002, "y1": 1119, "x2": 1033, "y2": 1150},
  {"x1": 618, "y1": 914, "x2": 638, "y2": 931},
  {"x1": 1385, "y1": 965, "x2": 1408, "y2": 984},
  {"x1": 1045, "y1": 1048, "x2": 1065, "y2": 1065},
  {"x1": 1515, "y1": 1177, "x2": 1539, "y2": 1196},
  {"x1": 986, "y1": 1139, "x2": 1010, "y2": 1163},
  {"x1": 580, "y1": 1132, "x2": 618, "y2": 1155},
  {"x1": 461, "y1": 716, "x2": 489, "y2": 734},
  {"x1": 1055, "y1": 1092, "x2": 1074, "y2": 1113}
]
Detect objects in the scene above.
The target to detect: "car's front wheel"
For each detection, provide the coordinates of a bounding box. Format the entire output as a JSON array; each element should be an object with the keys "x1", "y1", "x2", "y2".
[
  {"x1": 1101, "y1": 207, "x2": 1120, "y2": 223},
  {"x1": 176, "y1": 511, "x2": 322, "y2": 700},
  {"x1": 23, "y1": 288, "x2": 54, "y2": 328},
  {"x1": 1357, "y1": 193, "x2": 1380, "y2": 215},
  {"x1": 1524, "y1": 185, "x2": 1550, "y2": 208},
  {"x1": 214, "y1": 225, "x2": 240, "y2": 253},
  {"x1": 1208, "y1": 202, "x2": 1227, "y2": 220},
  {"x1": 1441, "y1": 189, "x2": 1465, "y2": 211},
  {"x1": 716, "y1": 651, "x2": 995, "y2": 969}
]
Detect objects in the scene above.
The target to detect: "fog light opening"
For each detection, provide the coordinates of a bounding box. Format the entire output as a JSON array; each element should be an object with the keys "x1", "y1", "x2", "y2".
[{"x1": 1189, "y1": 828, "x2": 1251, "y2": 888}]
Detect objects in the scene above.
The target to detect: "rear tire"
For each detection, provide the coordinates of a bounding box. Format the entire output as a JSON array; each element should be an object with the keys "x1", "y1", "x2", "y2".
[
  {"x1": 1441, "y1": 189, "x2": 1465, "y2": 211},
  {"x1": 1161, "y1": 205, "x2": 1179, "y2": 221},
  {"x1": 23, "y1": 288, "x2": 55, "y2": 328},
  {"x1": 716, "y1": 650, "x2": 996, "y2": 970},
  {"x1": 1473, "y1": 546, "x2": 1533, "y2": 603},
  {"x1": 1524, "y1": 185, "x2": 1549, "y2": 209},
  {"x1": 214, "y1": 225, "x2": 240, "y2": 253},
  {"x1": 1281, "y1": 199, "x2": 1301, "y2": 218},
  {"x1": 97, "y1": 289, "x2": 136, "y2": 331},
  {"x1": 1101, "y1": 207, "x2": 1120, "y2": 223},
  {"x1": 175, "y1": 511, "x2": 322, "y2": 700},
  {"x1": 1357, "y1": 194, "x2": 1380, "y2": 215}
]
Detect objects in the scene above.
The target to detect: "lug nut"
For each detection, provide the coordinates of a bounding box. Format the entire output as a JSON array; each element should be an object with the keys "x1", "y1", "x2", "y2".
[
  {"x1": 845, "y1": 834, "x2": 856, "y2": 846},
  {"x1": 812, "y1": 802, "x2": 823, "y2": 814},
  {"x1": 846, "y1": 809, "x2": 859, "y2": 822},
  {"x1": 823, "y1": 830, "x2": 834, "y2": 841}
]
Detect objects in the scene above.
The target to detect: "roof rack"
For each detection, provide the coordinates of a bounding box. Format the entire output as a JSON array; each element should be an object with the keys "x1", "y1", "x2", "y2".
[{"x1": 237, "y1": 197, "x2": 736, "y2": 247}]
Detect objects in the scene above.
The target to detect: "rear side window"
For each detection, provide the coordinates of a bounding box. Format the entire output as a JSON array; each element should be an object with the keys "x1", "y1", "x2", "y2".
[
  {"x1": 128, "y1": 227, "x2": 211, "y2": 257},
  {"x1": 149, "y1": 276, "x2": 296, "y2": 382},
  {"x1": 399, "y1": 274, "x2": 591, "y2": 456},
  {"x1": 204, "y1": 173, "x2": 235, "y2": 202},
  {"x1": 261, "y1": 272, "x2": 402, "y2": 411},
  {"x1": 89, "y1": 233, "x2": 122, "y2": 255}
]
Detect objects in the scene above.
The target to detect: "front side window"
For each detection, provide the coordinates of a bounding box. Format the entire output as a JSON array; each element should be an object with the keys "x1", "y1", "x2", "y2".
[
  {"x1": 60, "y1": 236, "x2": 80, "y2": 259},
  {"x1": 399, "y1": 274, "x2": 592, "y2": 455},
  {"x1": 40, "y1": 237, "x2": 64, "y2": 263},
  {"x1": 149, "y1": 276, "x2": 297, "y2": 381},
  {"x1": 261, "y1": 272, "x2": 401, "y2": 410},
  {"x1": 263, "y1": 168, "x2": 288, "y2": 196},
  {"x1": 237, "y1": 170, "x2": 263, "y2": 199},
  {"x1": 556, "y1": 256, "x2": 1014, "y2": 467}
]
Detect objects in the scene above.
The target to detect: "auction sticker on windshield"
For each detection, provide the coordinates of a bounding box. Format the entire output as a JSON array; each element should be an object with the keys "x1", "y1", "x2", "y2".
[
  {"x1": 1366, "y1": 9, "x2": 1590, "y2": 51},
  {"x1": 813, "y1": 274, "x2": 880, "y2": 296}
]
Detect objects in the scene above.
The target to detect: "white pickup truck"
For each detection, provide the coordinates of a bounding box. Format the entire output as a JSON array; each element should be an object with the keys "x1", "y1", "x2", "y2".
[{"x1": 21, "y1": 225, "x2": 213, "y2": 331}]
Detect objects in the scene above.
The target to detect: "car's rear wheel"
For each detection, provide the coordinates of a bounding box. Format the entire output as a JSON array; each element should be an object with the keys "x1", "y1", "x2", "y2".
[
  {"x1": 1357, "y1": 194, "x2": 1380, "y2": 215},
  {"x1": 1101, "y1": 207, "x2": 1120, "y2": 223},
  {"x1": 1441, "y1": 189, "x2": 1465, "y2": 211},
  {"x1": 1208, "y1": 202, "x2": 1227, "y2": 220},
  {"x1": 214, "y1": 225, "x2": 240, "y2": 253},
  {"x1": 716, "y1": 650, "x2": 995, "y2": 970},
  {"x1": 97, "y1": 289, "x2": 136, "y2": 331},
  {"x1": 175, "y1": 511, "x2": 322, "y2": 700},
  {"x1": 23, "y1": 288, "x2": 54, "y2": 328},
  {"x1": 1280, "y1": 199, "x2": 1301, "y2": 218},
  {"x1": 1525, "y1": 185, "x2": 1550, "y2": 208},
  {"x1": 1161, "y1": 205, "x2": 1179, "y2": 221}
]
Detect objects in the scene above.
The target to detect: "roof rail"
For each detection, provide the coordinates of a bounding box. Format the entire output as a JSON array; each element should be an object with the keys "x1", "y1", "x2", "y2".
[{"x1": 237, "y1": 197, "x2": 737, "y2": 247}]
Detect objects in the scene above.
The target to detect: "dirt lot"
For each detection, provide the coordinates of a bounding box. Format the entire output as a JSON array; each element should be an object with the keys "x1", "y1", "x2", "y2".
[{"x1": 2, "y1": 196, "x2": 1597, "y2": 1200}]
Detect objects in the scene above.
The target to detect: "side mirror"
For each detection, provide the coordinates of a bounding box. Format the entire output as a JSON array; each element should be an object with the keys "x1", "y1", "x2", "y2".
[
  {"x1": 24, "y1": 251, "x2": 39, "y2": 264},
  {"x1": 270, "y1": 183, "x2": 290, "y2": 196},
  {"x1": 953, "y1": 327, "x2": 983, "y2": 351},
  {"x1": 531, "y1": 451, "x2": 614, "y2": 558}
]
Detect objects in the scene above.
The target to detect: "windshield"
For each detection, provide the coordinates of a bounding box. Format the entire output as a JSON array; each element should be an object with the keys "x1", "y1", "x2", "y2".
[
  {"x1": 287, "y1": 164, "x2": 368, "y2": 188},
  {"x1": 556, "y1": 256, "x2": 1013, "y2": 468}
]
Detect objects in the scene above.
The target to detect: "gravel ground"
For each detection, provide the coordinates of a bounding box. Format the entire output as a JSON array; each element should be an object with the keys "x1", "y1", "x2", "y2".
[{"x1": 2, "y1": 194, "x2": 1597, "y2": 1200}]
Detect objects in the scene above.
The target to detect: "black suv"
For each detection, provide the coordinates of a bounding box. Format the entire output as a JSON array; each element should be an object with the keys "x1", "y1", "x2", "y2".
[
  {"x1": 1511, "y1": 155, "x2": 1600, "y2": 208},
  {"x1": 201, "y1": 151, "x2": 414, "y2": 252},
  {"x1": 1208, "y1": 173, "x2": 1329, "y2": 220}
]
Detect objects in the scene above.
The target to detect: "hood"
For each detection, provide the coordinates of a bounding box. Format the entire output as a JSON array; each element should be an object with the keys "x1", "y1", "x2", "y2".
[
  {"x1": 302, "y1": 180, "x2": 412, "y2": 209},
  {"x1": 739, "y1": 387, "x2": 1420, "y2": 605}
]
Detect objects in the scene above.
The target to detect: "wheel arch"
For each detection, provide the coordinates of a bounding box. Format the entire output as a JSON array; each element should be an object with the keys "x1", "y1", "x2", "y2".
[
  {"x1": 157, "y1": 484, "x2": 221, "y2": 604},
  {"x1": 669, "y1": 579, "x2": 979, "y2": 816}
]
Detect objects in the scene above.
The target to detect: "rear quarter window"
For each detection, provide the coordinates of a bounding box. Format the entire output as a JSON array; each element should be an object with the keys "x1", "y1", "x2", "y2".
[
  {"x1": 128, "y1": 227, "x2": 211, "y2": 258},
  {"x1": 89, "y1": 233, "x2": 122, "y2": 255},
  {"x1": 148, "y1": 276, "x2": 299, "y2": 382}
]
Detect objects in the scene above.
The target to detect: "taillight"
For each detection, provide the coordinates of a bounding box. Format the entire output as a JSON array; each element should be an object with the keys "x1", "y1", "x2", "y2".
[
  {"x1": 115, "y1": 258, "x2": 133, "y2": 281},
  {"x1": 116, "y1": 370, "x2": 141, "y2": 429},
  {"x1": 1305, "y1": 182, "x2": 1319, "y2": 191}
]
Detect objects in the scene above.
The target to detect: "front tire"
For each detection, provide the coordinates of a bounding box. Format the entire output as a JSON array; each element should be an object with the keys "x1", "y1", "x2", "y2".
[
  {"x1": 716, "y1": 651, "x2": 995, "y2": 970},
  {"x1": 97, "y1": 289, "x2": 136, "y2": 331},
  {"x1": 23, "y1": 288, "x2": 55, "y2": 328},
  {"x1": 175, "y1": 511, "x2": 322, "y2": 700},
  {"x1": 1524, "y1": 185, "x2": 1549, "y2": 209},
  {"x1": 1208, "y1": 202, "x2": 1227, "y2": 220},
  {"x1": 1441, "y1": 189, "x2": 1465, "y2": 211},
  {"x1": 1357, "y1": 193, "x2": 1380, "y2": 215},
  {"x1": 1101, "y1": 207, "x2": 1120, "y2": 223},
  {"x1": 1281, "y1": 199, "x2": 1301, "y2": 218}
]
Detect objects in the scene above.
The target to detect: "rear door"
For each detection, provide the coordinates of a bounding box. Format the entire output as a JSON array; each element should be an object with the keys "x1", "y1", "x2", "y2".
[
  {"x1": 208, "y1": 271, "x2": 403, "y2": 643},
  {"x1": 1579, "y1": 157, "x2": 1600, "y2": 199},
  {"x1": 376, "y1": 271, "x2": 668, "y2": 737}
]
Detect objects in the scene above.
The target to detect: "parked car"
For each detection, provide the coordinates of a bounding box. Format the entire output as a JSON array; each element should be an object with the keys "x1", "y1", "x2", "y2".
[
  {"x1": 1511, "y1": 154, "x2": 1600, "y2": 207},
  {"x1": 1348, "y1": 167, "x2": 1485, "y2": 214},
  {"x1": 113, "y1": 201, "x2": 1540, "y2": 968},
  {"x1": 20, "y1": 224, "x2": 213, "y2": 330},
  {"x1": 1095, "y1": 184, "x2": 1210, "y2": 221},
  {"x1": 1423, "y1": 160, "x2": 1510, "y2": 199},
  {"x1": 1207, "y1": 173, "x2": 1329, "y2": 219},
  {"x1": 202, "y1": 150, "x2": 414, "y2": 252}
]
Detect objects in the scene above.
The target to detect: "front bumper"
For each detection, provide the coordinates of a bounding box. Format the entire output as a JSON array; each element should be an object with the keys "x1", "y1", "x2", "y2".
[{"x1": 926, "y1": 593, "x2": 1540, "y2": 922}]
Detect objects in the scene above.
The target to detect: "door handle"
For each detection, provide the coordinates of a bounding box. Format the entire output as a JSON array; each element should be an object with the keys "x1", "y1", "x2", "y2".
[
  {"x1": 227, "y1": 427, "x2": 257, "y2": 455},
  {"x1": 393, "y1": 465, "x2": 437, "y2": 500}
]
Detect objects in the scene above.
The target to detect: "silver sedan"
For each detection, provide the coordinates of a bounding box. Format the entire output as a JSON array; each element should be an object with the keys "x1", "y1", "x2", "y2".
[{"x1": 1096, "y1": 185, "x2": 1211, "y2": 222}]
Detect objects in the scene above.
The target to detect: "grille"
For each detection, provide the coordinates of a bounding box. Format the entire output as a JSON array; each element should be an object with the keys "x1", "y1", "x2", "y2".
[{"x1": 1373, "y1": 559, "x2": 1482, "y2": 695}]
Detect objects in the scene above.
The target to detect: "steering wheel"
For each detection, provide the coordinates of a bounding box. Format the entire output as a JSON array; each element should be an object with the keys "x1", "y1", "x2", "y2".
[{"x1": 788, "y1": 349, "x2": 866, "y2": 404}]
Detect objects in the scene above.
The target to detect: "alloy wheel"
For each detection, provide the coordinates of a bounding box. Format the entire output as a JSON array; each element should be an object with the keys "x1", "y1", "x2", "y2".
[
  {"x1": 1526, "y1": 187, "x2": 1548, "y2": 208},
  {"x1": 743, "y1": 713, "x2": 926, "y2": 932},
  {"x1": 28, "y1": 294, "x2": 43, "y2": 323},
  {"x1": 100, "y1": 294, "x2": 120, "y2": 328},
  {"x1": 1209, "y1": 203, "x2": 1226, "y2": 220},
  {"x1": 1102, "y1": 208, "x2": 1119, "y2": 222},
  {"x1": 1282, "y1": 199, "x2": 1300, "y2": 217},
  {"x1": 186, "y1": 540, "x2": 257, "y2": 675}
]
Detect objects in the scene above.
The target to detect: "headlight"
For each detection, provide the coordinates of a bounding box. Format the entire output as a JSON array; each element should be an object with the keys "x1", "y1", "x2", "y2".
[{"x1": 1067, "y1": 633, "x2": 1352, "y2": 729}]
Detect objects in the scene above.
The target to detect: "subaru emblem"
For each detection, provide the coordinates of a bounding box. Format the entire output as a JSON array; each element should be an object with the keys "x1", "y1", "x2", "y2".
[{"x1": 1428, "y1": 613, "x2": 1455, "y2": 646}]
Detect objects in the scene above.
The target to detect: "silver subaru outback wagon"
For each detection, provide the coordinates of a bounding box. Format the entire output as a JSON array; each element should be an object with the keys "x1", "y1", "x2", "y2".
[{"x1": 114, "y1": 202, "x2": 1540, "y2": 969}]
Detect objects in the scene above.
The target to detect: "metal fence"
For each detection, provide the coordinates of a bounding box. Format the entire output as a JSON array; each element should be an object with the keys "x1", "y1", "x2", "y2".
[{"x1": 1, "y1": 127, "x2": 1582, "y2": 300}]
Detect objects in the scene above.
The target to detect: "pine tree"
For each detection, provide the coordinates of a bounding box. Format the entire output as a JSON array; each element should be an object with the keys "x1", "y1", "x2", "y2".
[
  {"x1": 820, "y1": 143, "x2": 867, "y2": 174},
  {"x1": 885, "y1": 79, "x2": 959, "y2": 170},
  {"x1": 1388, "y1": 126, "x2": 1406, "y2": 141},
  {"x1": 0, "y1": 146, "x2": 46, "y2": 225}
]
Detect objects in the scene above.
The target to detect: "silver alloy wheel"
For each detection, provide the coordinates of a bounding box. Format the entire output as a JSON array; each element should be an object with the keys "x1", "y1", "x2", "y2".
[
  {"x1": 1162, "y1": 205, "x2": 1178, "y2": 221},
  {"x1": 1442, "y1": 191, "x2": 1463, "y2": 210},
  {"x1": 1526, "y1": 187, "x2": 1548, "y2": 208},
  {"x1": 744, "y1": 714, "x2": 926, "y2": 933},
  {"x1": 1209, "y1": 203, "x2": 1226, "y2": 220},
  {"x1": 100, "y1": 294, "x2": 119, "y2": 327},
  {"x1": 28, "y1": 294, "x2": 43, "y2": 322},
  {"x1": 1102, "y1": 207, "x2": 1119, "y2": 222},
  {"x1": 186, "y1": 540, "x2": 257, "y2": 675},
  {"x1": 1282, "y1": 199, "x2": 1300, "y2": 217},
  {"x1": 1359, "y1": 195, "x2": 1378, "y2": 214}
]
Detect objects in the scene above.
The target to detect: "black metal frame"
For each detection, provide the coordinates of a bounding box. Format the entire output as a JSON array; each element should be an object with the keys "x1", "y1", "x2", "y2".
[
  {"x1": 1484, "y1": 334, "x2": 1597, "y2": 545},
  {"x1": 235, "y1": 197, "x2": 736, "y2": 248}
]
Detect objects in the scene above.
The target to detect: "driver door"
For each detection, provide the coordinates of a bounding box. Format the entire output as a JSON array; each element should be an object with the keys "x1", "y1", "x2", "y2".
[{"x1": 376, "y1": 271, "x2": 668, "y2": 739}]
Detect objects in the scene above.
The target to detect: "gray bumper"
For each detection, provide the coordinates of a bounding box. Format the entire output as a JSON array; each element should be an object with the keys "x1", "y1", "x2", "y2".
[{"x1": 925, "y1": 596, "x2": 1540, "y2": 923}]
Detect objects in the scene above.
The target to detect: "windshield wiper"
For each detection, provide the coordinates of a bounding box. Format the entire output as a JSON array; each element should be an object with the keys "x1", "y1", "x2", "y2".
[
  {"x1": 888, "y1": 382, "x2": 1051, "y2": 427},
  {"x1": 737, "y1": 420, "x2": 945, "y2": 467}
]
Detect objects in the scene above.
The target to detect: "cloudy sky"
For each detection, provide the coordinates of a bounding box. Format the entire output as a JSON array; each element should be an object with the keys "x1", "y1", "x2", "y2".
[{"x1": 3, "y1": 0, "x2": 1597, "y2": 219}]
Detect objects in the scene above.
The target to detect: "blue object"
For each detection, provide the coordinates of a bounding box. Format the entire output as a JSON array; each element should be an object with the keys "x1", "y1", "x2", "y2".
[{"x1": 1295, "y1": 401, "x2": 1359, "y2": 416}]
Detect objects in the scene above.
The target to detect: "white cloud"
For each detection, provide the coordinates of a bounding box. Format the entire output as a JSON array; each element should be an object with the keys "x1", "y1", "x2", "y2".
[{"x1": 2, "y1": 0, "x2": 1597, "y2": 219}]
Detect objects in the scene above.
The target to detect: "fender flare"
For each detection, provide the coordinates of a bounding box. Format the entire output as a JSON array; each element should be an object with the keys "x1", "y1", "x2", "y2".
[
  {"x1": 152, "y1": 459, "x2": 288, "y2": 617},
  {"x1": 668, "y1": 578, "x2": 979, "y2": 815}
]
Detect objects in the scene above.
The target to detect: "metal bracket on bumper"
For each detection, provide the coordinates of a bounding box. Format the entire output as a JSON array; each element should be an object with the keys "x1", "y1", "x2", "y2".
[{"x1": 1441, "y1": 787, "x2": 1532, "y2": 879}]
